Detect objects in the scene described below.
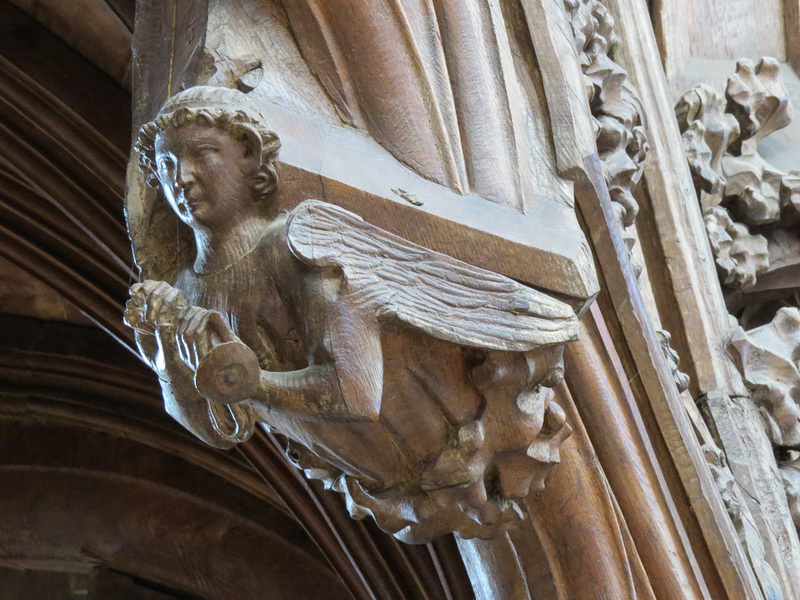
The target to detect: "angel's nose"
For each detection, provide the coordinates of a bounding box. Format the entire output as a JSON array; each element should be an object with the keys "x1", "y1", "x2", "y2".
[{"x1": 176, "y1": 159, "x2": 196, "y2": 187}]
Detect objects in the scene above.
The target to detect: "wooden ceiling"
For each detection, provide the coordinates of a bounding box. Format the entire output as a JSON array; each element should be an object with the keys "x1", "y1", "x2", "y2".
[{"x1": 0, "y1": 1, "x2": 472, "y2": 597}]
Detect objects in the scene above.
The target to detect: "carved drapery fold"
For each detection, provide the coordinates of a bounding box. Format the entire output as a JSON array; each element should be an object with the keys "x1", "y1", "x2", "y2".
[{"x1": 236, "y1": 0, "x2": 573, "y2": 214}]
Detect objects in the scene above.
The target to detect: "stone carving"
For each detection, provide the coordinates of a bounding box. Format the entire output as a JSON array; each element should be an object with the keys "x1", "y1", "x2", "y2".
[
  {"x1": 124, "y1": 86, "x2": 578, "y2": 544},
  {"x1": 677, "y1": 58, "x2": 800, "y2": 301},
  {"x1": 566, "y1": 0, "x2": 649, "y2": 275},
  {"x1": 729, "y1": 307, "x2": 800, "y2": 448}
]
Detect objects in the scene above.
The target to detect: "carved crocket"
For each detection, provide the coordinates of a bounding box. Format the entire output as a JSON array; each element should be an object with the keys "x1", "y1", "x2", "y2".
[{"x1": 124, "y1": 86, "x2": 576, "y2": 543}]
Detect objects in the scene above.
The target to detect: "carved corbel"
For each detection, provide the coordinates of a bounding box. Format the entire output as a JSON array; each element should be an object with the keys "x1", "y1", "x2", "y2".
[{"x1": 123, "y1": 86, "x2": 583, "y2": 544}]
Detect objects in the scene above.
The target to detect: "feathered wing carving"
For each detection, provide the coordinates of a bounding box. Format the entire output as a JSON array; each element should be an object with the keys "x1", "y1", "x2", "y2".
[{"x1": 287, "y1": 200, "x2": 579, "y2": 352}]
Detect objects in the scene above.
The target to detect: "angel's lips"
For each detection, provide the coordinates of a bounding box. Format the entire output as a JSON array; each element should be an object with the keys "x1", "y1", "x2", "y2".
[{"x1": 177, "y1": 194, "x2": 203, "y2": 213}]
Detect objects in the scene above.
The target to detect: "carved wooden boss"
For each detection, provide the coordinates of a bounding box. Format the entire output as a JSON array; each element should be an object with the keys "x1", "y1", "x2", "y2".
[{"x1": 125, "y1": 3, "x2": 598, "y2": 544}]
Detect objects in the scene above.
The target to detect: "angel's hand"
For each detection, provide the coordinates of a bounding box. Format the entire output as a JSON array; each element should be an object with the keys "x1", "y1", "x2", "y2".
[
  {"x1": 126, "y1": 280, "x2": 190, "y2": 378},
  {"x1": 174, "y1": 306, "x2": 237, "y2": 371},
  {"x1": 125, "y1": 280, "x2": 188, "y2": 333}
]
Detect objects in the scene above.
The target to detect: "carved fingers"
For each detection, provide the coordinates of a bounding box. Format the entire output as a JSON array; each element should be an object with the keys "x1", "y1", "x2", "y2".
[
  {"x1": 126, "y1": 280, "x2": 235, "y2": 373},
  {"x1": 126, "y1": 280, "x2": 189, "y2": 332},
  {"x1": 175, "y1": 307, "x2": 237, "y2": 371}
]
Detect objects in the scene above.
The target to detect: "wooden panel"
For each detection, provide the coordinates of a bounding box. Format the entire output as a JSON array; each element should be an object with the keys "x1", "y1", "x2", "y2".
[
  {"x1": 688, "y1": 0, "x2": 786, "y2": 62},
  {"x1": 657, "y1": 0, "x2": 786, "y2": 67}
]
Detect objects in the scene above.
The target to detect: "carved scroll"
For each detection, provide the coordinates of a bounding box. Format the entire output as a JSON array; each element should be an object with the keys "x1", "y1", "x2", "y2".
[{"x1": 565, "y1": 0, "x2": 649, "y2": 275}]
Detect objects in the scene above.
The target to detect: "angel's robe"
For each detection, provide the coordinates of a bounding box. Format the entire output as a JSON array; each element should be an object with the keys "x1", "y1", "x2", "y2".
[{"x1": 174, "y1": 213, "x2": 482, "y2": 491}]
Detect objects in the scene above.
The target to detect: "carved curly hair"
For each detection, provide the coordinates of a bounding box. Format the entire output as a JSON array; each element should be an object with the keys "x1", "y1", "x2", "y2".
[{"x1": 135, "y1": 86, "x2": 281, "y2": 202}]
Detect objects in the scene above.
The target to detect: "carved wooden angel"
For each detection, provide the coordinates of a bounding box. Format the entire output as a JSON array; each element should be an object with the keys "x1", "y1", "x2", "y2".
[{"x1": 125, "y1": 86, "x2": 578, "y2": 543}]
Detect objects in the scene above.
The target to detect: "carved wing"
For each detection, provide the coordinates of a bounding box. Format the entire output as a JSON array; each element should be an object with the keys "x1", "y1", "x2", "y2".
[{"x1": 287, "y1": 200, "x2": 578, "y2": 351}]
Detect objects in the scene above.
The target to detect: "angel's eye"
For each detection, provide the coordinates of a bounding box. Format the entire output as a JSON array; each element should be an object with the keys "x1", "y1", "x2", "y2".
[{"x1": 196, "y1": 144, "x2": 219, "y2": 157}]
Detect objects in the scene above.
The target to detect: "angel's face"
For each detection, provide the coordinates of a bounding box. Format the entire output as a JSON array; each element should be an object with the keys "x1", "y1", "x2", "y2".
[{"x1": 154, "y1": 123, "x2": 259, "y2": 232}]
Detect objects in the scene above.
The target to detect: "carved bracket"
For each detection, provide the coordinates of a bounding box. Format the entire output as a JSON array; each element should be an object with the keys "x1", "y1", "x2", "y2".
[{"x1": 124, "y1": 86, "x2": 583, "y2": 544}]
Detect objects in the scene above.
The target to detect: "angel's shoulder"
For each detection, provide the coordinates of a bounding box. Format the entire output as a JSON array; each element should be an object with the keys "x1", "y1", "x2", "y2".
[{"x1": 252, "y1": 214, "x2": 300, "y2": 273}]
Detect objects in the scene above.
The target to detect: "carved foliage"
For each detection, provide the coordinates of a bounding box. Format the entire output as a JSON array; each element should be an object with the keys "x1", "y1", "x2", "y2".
[
  {"x1": 656, "y1": 329, "x2": 690, "y2": 392},
  {"x1": 297, "y1": 345, "x2": 574, "y2": 543},
  {"x1": 565, "y1": 0, "x2": 648, "y2": 273},
  {"x1": 780, "y1": 459, "x2": 800, "y2": 531},
  {"x1": 727, "y1": 59, "x2": 793, "y2": 156},
  {"x1": 729, "y1": 307, "x2": 800, "y2": 448},
  {"x1": 704, "y1": 207, "x2": 769, "y2": 289},
  {"x1": 675, "y1": 84, "x2": 739, "y2": 201},
  {"x1": 702, "y1": 444, "x2": 742, "y2": 521},
  {"x1": 677, "y1": 58, "x2": 799, "y2": 292}
]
